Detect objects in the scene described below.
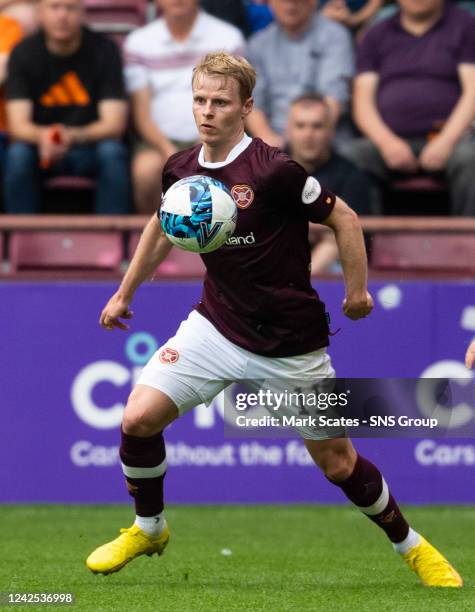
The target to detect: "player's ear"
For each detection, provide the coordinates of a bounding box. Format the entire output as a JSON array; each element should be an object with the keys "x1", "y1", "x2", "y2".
[{"x1": 242, "y1": 97, "x2": 254, "y2": 118}]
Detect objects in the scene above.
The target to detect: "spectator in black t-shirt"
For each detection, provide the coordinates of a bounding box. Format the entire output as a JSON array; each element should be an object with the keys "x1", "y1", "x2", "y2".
[
  {"x1": 4, "y1": 0, "x2": 130, "y2": 214},
  {"x1": 287, "y1": 94, "x2": 376, "y2": 274}
]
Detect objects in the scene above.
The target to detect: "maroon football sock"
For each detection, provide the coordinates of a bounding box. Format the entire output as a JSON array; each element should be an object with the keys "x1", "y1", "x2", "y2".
[
  {"x1": 328, "y1": 453, "x2": 409, "y2": 543},
  {"x1": 119, "y1": 429, "x2": 167, "y2": 516}
]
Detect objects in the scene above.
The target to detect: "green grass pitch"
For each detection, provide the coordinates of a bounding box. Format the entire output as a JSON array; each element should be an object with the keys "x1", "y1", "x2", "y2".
[{"x1": 1, "y1": 505, "x2": 474, "y2": 611}]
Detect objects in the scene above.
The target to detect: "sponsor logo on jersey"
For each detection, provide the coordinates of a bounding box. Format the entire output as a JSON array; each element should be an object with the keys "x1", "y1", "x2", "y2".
[
  {"x1": 159, "y1": 347, "x2": 180, "y2": 364},
  {"x1": 40, "y1": 71, "x2": 91, "y2": 107},
  {"x1": 301, "y1": 176, "x2": 321, "y2": 205},
  {"x1": 225, "y1": 232, "x2": 256, "y2": 247},
  {"x1": 231, "y1": 184, "x2": 255, "y2": 209}
]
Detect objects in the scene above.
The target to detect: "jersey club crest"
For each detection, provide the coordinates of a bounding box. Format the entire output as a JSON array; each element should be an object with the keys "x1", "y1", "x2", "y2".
[
  {"x1": 231, "y1": 184, "x2": 255, "y2": 210},
  {"x1": 159, "y1": 347, "x2": 180, "y2": 364}
]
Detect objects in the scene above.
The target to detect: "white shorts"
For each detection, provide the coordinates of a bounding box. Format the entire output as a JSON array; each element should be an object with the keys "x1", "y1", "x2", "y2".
[{"x1": 137, "y1": 310, "x2": 345, "y2": 440}]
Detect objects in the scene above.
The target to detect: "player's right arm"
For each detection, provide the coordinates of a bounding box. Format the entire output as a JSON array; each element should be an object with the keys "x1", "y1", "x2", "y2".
[
  {"x1": 321, "y1": 197, "x2": 373, "y2": 320},
  {"x1": 99, "y1": 215, "x2": 173, "y2": 330}
]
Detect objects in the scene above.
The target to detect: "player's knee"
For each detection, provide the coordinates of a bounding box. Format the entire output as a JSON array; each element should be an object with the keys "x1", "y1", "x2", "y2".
[
  {"x1": 122, "y1": 410, "x2": 156, "y2": 437},
  {"x1": 318, "y1": 449, "x2": 356, "y2": 481}
]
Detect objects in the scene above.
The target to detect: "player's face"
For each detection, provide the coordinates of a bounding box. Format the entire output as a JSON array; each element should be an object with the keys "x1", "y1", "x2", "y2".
[
  {"x1": 192, "y1": 74, "x2": 253, "y2": 147},
  {"x1": 269, "y1": 0, "x2": 317, "y2": 33},
  {"x1": 40, "y1": 0, "x2": 83, "y2": 42},
  {"x1": 157, "y1": 0, "x2": 198, "y2": 19},
  {"x1": 286, "y1": 102, "x2": 333, "y2": 165},
  {"x1": 398, "y1": 0, "x2": 444, "y2": 19}
]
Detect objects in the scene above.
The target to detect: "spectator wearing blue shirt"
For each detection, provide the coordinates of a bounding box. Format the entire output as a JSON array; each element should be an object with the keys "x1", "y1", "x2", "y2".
[{"x1": 246, "y1": 0, "x2": 354, "y2": 149}]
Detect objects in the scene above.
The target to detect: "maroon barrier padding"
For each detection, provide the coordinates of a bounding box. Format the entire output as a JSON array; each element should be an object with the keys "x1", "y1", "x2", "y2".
[
  {"x1": 9, "y1": 231, "x2": 123, "y2": 271},
  {"x1": 43, "y1": 176, "x2": 96, "y2": 191},
  {"x1": 371, "y1": 233, "x2": 475, "y2": 272}
]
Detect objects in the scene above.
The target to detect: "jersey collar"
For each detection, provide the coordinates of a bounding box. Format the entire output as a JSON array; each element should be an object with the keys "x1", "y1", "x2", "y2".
[{"x1": 198, "y1": 133, "x2": 252, "y2": 169}]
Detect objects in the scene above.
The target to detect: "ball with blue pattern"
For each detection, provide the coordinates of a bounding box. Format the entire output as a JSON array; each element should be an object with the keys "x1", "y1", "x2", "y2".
[{"x1": 160, "y1": 175, "x2": 237, "y2": 253}]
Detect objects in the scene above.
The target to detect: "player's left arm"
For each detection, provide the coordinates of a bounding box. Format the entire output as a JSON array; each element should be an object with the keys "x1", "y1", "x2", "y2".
[{"x1": 321, "y1": 197, "x2": 373, "y2": 320}]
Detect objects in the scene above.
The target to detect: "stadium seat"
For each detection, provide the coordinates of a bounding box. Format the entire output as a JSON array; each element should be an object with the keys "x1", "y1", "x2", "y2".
[
  {"x1": 43, "y1": 176, "x2": 96, "y2": 191},
  {"x1": 9, "y1": 231, "x2": 123, "y2": 271},
  {"x1": 390, "y1": 176, "x2": 447, "y2": 192},
  {"x1": 129, "y1": 232, "x2": 206, "y2": 278},
  {"x1": 371, "y1": 233, "x2": 475, "y2": 272},
  {"x1": 84, "y1": 0, "x2": 147, "y2": 39}
]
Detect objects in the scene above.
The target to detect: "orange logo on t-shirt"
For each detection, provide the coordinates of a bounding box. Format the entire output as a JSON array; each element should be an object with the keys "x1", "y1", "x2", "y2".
[{"x1": 40, "y1": 71, "x2": 90, "y2": 106}]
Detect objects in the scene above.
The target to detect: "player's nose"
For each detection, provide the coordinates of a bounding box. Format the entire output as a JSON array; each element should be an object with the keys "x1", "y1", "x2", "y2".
[{"x1": 203, "y1": 101, "x2": 214, "y2": 116}]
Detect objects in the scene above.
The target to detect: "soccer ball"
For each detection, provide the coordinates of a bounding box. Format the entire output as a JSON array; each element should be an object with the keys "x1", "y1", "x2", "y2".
[{"x1": 160, "y1": 175, "x2": 237, "y2": 253}]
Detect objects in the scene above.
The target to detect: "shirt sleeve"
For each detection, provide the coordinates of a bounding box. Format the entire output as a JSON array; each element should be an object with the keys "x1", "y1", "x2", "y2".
[
  {"x1": 97, "y1": 39, "x2": 126, "y2": 100},
  {"x1": 269, "y1": 154, "x2": 336, "y2": 224},
  {"x1": 457, "y1": 13, "x2": 475, "y2": 65},
  {"x1": 356, "y1": 25, "x2": 382, "y2": 74},
  {"x1": 5, "y1": 44, "x2": 31, "y2": 100},
  {"x1": 0, "y1": 15, "x2": 22, "y2": 54},
  {"x1": 315, "y1": 19, "x2": 354, "y2": 106},
  {"x1": 123, "y1": 32, "x2": 149, "y2": 93}
]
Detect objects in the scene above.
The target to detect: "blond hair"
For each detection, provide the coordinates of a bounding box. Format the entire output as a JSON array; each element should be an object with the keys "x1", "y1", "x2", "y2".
[{"x1": 192, "y1": 52, "x2": 256, "y2": 102}]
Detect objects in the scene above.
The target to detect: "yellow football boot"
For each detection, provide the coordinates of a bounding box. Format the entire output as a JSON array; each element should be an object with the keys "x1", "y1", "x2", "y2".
[
  {"x1": 86, "y1": 523, "x2": 170, "y2": 575},
  {"x1": 402, "y1": 536, "x2": 463, "y2": 587}
]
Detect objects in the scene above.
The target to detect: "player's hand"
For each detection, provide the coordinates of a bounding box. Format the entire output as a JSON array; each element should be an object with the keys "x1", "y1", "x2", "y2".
[
  {"x1": 379, "y1": 137, "x2": 418, "y2": 173},
  {"x1": 419, "y1": 136, "x2": 453, "y2": 172},
  {"x1": 342, "y1": 291, "x2": 374, "y2": 320},
  {"x1": 99, "y1": 292, "x2": 134, "y2": 331},
  {"x1": 465, "y1": 339, "x2": 475, "y2": 369}
]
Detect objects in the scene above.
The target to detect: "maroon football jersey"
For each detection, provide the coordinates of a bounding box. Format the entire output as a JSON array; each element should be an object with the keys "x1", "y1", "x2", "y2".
[{"x1": 160, "y1": 137, "x2": 336, "y2": 357}]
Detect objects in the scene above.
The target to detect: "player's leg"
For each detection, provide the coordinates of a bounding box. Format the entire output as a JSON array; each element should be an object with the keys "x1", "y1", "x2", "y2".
[
  {"x1": 86, "y1": 310, "x2": 247, "y2": 574},
  {"x1": 120, "y1": 385, "x2": 178, "y2": 535},
  {"x1": 254, "y1": 347, "x2": 462, "y2": 588},
  {"x1": 86, "y1": 386, "x2": 179, "y2": 575},
  {"x1": 305, "y1": 437, "x2": 412, "y2": 543},
  {"x1": 304, "y1": 437, "x2": 462, "y2": 587}
]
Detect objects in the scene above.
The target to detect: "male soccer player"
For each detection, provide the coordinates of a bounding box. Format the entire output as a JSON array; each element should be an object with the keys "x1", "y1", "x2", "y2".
[{"x1": 86, "y1": 52, "x2": 462, "y2": 587}]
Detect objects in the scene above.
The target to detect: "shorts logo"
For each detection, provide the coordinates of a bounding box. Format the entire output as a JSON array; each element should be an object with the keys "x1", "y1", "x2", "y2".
[
  {"x1": 302, "y1": 176, "x2": 321, "y2": 205},
  {"x1": 231, "y1": 184, "x2": 254, "y2": 209},
  {"x1": 159, "y1": 348, "x2": 179, "y2": 364}
]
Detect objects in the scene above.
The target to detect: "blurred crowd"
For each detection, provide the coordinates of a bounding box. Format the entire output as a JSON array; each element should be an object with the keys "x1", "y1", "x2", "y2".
[{"x1": 1, "y1": 0, "x2": 474, "y2": 239}]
